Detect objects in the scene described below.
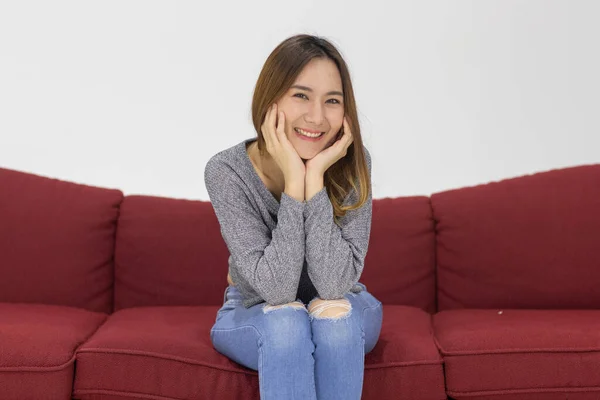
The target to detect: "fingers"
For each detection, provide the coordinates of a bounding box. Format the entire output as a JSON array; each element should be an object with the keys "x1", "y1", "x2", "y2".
[
  {"x1": 342, "y1": 117, "x2": 354, "y2": 147},
  {"x1": 276, "y1": 109, "x2": 286, "y2": 143},
  {"x1": 261, "y1": 104, "x2": 279, "y2": 151},
  {"x1": 260, "y1": 105, "x2": 270, "y2": 146},
  {"x1": 343, "y1": 117, "x2": 353, "y2": 139},
  {"x1": 268, "y1": 104, "x2": 279, "y2": 146}
]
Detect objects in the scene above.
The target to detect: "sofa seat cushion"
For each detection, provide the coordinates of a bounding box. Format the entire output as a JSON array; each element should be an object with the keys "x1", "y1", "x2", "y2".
[
  {"x1": 364, "y1": 305, "x2": 445, "y2": 400},
  {"x1": 434, "y1": 309, "x2": 600, "y2": 399},
  {"x1": 73, "y1": 305, "x2": 258, "y2": 400},
  {"x1": 74, "y1": 305, "x2": 445, "y2": 400},
  {"x1": 0, "y1": 303, "x2": 107, "y2": 400}
]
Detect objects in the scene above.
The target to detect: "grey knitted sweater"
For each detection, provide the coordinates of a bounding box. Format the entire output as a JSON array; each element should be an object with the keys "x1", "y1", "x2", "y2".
[{"x1": 204, "y1": 138, "x2": 372, "y2": 308}]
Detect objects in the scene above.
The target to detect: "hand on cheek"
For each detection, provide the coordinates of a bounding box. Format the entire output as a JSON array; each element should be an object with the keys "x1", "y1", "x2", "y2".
[{"x1": 306, "y1": 117, "x2": 354, "y2": 176}]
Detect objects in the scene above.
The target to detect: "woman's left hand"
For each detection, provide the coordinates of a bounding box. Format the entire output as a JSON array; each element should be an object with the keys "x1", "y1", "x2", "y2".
[{"x1": 305, "y1": 117, "x2": 354, "y2": 177}]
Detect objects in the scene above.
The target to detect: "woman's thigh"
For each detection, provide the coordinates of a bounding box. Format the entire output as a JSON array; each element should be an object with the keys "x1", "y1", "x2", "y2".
[
  {"x1": 210, "y1": 286, "x2": 311, "y2": 370},
  {"x1": 343, "y1": 283, "x2": 383, "y2": 354}
]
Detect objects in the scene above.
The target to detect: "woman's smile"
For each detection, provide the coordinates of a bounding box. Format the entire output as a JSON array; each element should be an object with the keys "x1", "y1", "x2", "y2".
[{"x1": 294, "y1": 127, "x2": 326, "y2": 140}]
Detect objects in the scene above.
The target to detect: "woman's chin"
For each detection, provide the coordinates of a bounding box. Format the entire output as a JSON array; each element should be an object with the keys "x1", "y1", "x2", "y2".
[
  {"x1": 297, "y1": 150, "x2": 319, "y2": 161},
  {"x1": 292, "y1": 139, "x2": 330, "y2": 161}
]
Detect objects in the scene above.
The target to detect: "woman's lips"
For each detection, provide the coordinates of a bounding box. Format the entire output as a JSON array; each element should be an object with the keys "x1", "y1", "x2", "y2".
[
  {"x1": 294, "y1": 127, "x2": 325, "y2": 141},
  {"x1": 296, "y1": 127, "x2": 323, "y2": 134}
]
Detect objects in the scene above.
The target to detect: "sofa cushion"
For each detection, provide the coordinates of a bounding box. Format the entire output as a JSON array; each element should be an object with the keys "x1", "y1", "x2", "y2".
[
  {"x1": 0, "y1": 167, "x2": 123, "y2": 313},
  {"x1": 74, "y1": 305, "x2": 445, "y2": 400},
  {"x1": 74, "y1": 305, "x2": 256, "y2": 400},
  {"x1": 363, "y1": 196, "x2": 436, "y2": 312},
  {"x1": 114, "y1": 194, "x2": 437, "y2": 312},
  {"x1": 431, "y1": 164, "x2": 600, "y2": 311},
  {"x1": 363, "y1": 305, "x2": 445, "y2": 400},
  {"x1": 433, "y1": 309, "x2": 600, "y2": 399},
  {"x1": 113, "y1": 195, "x2": 229, "y2": 310},
  {"x1": 0, "y1": 303, "x2": 107, "y2": 400}
]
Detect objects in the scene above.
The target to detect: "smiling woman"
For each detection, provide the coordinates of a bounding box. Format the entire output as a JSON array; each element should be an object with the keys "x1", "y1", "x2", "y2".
[
  {"x1": 250, "y1": 35, "x2": 371, "y2": 221},
  {"x1": 284, "y1": 72, "x2": 345, "y2": 143},
  {"x1": 204, "y1": 34, "x2": 381, "y2": 400}
]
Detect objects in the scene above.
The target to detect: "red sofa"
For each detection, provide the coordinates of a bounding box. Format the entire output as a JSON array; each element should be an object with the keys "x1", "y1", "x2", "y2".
[{"x1": 1, "y1": 163, "x2": 598, "y2": 400}]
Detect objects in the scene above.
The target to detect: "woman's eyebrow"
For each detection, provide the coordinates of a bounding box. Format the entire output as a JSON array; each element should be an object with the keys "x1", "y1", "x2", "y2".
[{"x1": 290, "y1": 84, "x2": 343, "y2": 97}]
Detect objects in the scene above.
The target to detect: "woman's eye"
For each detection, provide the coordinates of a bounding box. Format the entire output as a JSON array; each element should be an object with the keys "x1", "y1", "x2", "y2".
[{"x1": 293, "y1": 93, "x2": 341, "y2": 105}]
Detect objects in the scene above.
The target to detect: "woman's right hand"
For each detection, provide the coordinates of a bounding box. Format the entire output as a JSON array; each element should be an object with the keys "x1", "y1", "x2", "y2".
[{"x1": 261, "y1": 103, "x2": 306, "y2": 192}]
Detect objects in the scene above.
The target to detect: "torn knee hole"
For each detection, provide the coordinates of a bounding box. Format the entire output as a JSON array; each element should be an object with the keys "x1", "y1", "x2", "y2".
[
  {"x1": 263, "y1": 301, "x2": 306, "y2": 313},
  {"x1": 308, "y1": 299, "x2": 352, "y2": 319}
]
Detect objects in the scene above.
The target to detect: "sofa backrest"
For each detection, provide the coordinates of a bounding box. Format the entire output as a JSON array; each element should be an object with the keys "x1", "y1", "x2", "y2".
[
  {"x1": 364, "y1": 196, "x2": 436, "y2": 312},
  {"x1": 113, "y1": 195, "x2": 228, "y2": 311},
  {"x1": 432, "y1": 164, "x2": 600, "y2": 311},
  {"x1": 114, "y1": 194, "x2": 437, "y2": 312},
  {"x1": 0, "y1": 167, "x2": 122, "y2": 314}
]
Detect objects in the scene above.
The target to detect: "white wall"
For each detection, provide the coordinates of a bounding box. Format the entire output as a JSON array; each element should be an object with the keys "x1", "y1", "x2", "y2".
[{"x1": 1, "y1": 1, "x2": 598, "y2": 200}]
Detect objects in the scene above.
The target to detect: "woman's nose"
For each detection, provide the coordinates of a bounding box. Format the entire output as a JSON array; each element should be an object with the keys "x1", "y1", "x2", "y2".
[{"x1": 305, "y1": 102, "x2": 325, "y2": 125}]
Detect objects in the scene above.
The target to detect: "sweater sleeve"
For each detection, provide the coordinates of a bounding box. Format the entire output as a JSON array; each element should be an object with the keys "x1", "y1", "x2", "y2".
[
  {"x1": 303, "y1": 147, "x2": 373, "y2": 299},
  {"x1": 204, "y1": 158, "x2": 305, "y2": 305}
]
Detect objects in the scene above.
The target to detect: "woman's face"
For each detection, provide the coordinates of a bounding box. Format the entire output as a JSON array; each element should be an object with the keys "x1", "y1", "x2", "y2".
[{"x1": 276, "y1": 57, "x2": 345, "y2": 160}]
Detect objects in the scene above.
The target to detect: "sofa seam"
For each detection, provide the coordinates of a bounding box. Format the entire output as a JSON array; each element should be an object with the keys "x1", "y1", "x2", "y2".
[
  {"x1": 365, "y1": 360, "x2": 443, "y2": 369},
  {"x1": 0, "y1": 354, "x2": 75, "y2": 372},
  {"x1": 73, "y1": 388, "x2": 184, "y2": 400},
  {"x1": 438, "y1": 347, "x2": 600, "y2": 356},
  {"x1": 76, "y1": 347, "x2": 444, "y2": 372},
  {"x1": 77, "y1": 348, "x2": 259, "y2": 375},
  {"x1": 447, "y1": 385, "x2": 600, "y2": 397},
  {"x1": 111, "y1": 193, "x2": 124, "y2": 313},
  {"x1": 0, "y1": 314, "x2": 109, "y2": 373},
  {"x1": 430, "y1": 196, "x2": 439, "y2": 314}
]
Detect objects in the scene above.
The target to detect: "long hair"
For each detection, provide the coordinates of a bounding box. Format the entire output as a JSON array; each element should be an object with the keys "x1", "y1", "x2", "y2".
[{"x1": 251, "y1": 34, "x2": 370, "y2": 223}]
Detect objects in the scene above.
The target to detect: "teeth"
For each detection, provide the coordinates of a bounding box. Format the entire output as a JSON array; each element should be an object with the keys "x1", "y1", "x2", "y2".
[{"x1": 295, "y1": 128, "x2": 323, "y2": 138}]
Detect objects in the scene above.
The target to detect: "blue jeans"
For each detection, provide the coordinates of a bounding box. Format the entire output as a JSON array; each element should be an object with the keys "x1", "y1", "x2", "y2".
[{"x1": 210, "y1": 283, "x2": 383, "y2": 400}]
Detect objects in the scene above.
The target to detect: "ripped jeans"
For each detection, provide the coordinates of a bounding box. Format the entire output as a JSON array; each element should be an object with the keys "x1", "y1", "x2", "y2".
[{"x1": 209, "y1": 283, "x2": 383, "y2": 400}]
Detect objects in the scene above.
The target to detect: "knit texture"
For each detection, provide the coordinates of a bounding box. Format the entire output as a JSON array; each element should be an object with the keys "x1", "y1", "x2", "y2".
[{"x1": 204, "y1": 138, "x2": 372, "y2": 308}]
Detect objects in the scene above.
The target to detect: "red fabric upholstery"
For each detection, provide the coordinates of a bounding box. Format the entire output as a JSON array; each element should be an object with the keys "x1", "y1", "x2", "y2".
[
  {"x1": 74, "y1": 306, "x2": 257, "y2": 400},
  {"x1": 432, "y1": 164, "x2": 600, "y2": 311},
  {"x1": 5, "y1": 162, "x2": 600, "y2": 400},
  {"x1": 363, "y1": 305, "x2": 445, "y2": 400},
  {"x1": 113, "y1": 195, "x2": 230, "y2": 310},
  {"x1": 0, "y1": 303, "x2": 107, "y2": 399},
  {"x1": 363, "y1": 196, "x2": 436, "y2": 312},
  {"x1": 73, "y1": 305, "x2": 445, "y2": 400},
  {"x1": 434, "y1": 309, "x2": 600, "y2": 399},
  {"x1": 0, "y1": 168, "x2": 122, "y2": 313},
  {"x1": 113, "y1": 194, "x2": 437, "y2": 313}
]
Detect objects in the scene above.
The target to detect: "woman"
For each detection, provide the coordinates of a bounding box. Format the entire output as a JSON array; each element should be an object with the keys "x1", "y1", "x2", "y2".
[{"x1": 204, "y1": 34, "x2": 383, "y2": 400}]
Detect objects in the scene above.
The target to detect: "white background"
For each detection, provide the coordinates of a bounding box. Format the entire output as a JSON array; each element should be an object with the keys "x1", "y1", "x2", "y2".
[{"x1": 1, "y1": 1, "x2": 598, "y2": 200}]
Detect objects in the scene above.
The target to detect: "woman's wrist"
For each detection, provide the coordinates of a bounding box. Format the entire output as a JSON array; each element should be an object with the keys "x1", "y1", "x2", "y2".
[
  {"x1": 284, "y1": 181, "x2": 305, "y2": 202},
  {"x1": 305, "y1": 172, "x2": 324, "y2": 202}
]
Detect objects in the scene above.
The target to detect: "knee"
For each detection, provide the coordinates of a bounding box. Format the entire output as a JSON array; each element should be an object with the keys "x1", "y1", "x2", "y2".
[
  {"x1": 308, "y1": 298, "x2": 352, "y2": 319},
  {"x1": 309, "y1": 298, "x2": 360, "y2": 348},
  {"x1": 263, "y1": 300, "x2": 306, "y2": 313},
  {"x1": 260, "y1": 301, "x2": 312, "y2": 352}
]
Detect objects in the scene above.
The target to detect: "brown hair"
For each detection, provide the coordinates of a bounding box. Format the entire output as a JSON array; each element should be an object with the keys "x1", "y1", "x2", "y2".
[{"x1": 251, "y1": 34, "x2": 371, "y2": 223}]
